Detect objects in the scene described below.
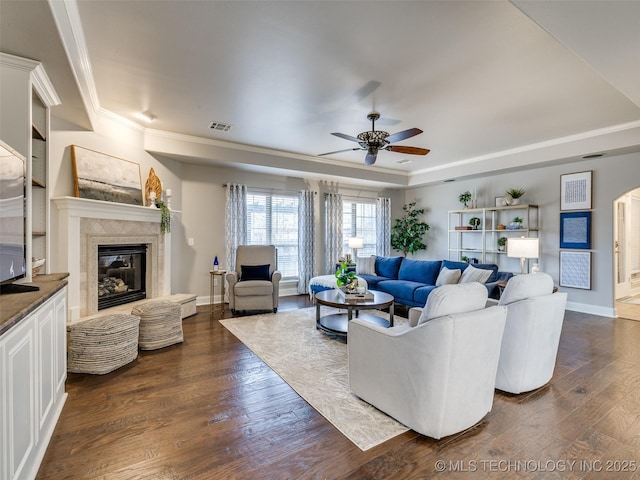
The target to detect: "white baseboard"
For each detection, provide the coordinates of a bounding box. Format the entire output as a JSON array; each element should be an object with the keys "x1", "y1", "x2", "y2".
[{"x1": 566, "y1": 301, "x2": 615, "y2": 318}]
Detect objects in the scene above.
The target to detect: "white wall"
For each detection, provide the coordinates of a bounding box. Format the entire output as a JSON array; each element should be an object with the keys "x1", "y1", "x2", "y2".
[{"x1": 405, "y1": 152, "x2": 640, "y2": 316}]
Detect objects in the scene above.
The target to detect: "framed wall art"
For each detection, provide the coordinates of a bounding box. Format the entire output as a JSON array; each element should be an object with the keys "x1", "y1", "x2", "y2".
[
  {"x1": 559, "y1": 251, "x2": 591, "y2": 289},
  {"x1": 560, "y1": 170, "x2": 592, "y2": 211},
  {"x1": 71, "y1": 145, "x2": 143, "y2": 206},
  {"x1": 560, "y1": 211, "x2": 591, "y2": 249}
]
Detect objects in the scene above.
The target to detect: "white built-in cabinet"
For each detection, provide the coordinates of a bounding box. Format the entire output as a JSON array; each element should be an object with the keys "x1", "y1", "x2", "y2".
[
  {"x1": 0, "y1": 286, "x2": 67, "y2": 480},
  {"x1": 448, "y1": 204, "x2": 539, "y2": 272},
  {"x1": 0, "y1": 53, "x2": 60, "y2": 280}
]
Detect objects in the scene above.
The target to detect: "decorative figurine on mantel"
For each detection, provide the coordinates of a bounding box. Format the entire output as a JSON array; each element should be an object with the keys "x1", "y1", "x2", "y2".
[{"x1": 145, "y1": 167, "x2": 162, "y2": 206}]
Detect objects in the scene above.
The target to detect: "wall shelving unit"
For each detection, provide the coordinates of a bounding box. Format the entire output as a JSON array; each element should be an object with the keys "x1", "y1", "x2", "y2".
[{"x1": 448, "y1": 204, "x2": 539, "y2": 272}]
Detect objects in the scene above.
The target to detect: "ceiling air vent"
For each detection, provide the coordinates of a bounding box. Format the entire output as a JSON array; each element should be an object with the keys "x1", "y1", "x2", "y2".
[{"x1": 209, "y1": 121, "x2": 233, "y2": 132}]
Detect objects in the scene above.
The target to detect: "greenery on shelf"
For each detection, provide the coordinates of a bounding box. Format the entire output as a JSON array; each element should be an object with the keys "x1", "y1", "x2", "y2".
[
  {"x1": 498, "y1": 236, "x2": 508, "y2": 250},
  {"x1": 513, "y1": 216, "x2": 523, "y2": 224},
  {"x1": 458, "y1": 191, "x2": 472, "y2": 208},
  {"x1": 335, "y1": 261, "x2": 357, "y2": 289},
  {"x1": 469, "y1": 217, "x2": 481, "y2": 229},
  {"x1": 505, "y1": 188, "x2": 525, "y2": 199},
  {"x1": 461, "y1": 256, "x2": 469, "y2": 263},
  {"x1": 156, "y1": 199, "x2": 171, "y2": 234},
  {"x1": 390, "y1": 201, "x2": 430, "y2": 256}
]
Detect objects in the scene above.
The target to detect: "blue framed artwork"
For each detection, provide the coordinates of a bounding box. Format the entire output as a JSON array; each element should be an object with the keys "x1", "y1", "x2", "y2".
[{"x1": 560, "y1": 211, "x2": 591, "y2": 249}]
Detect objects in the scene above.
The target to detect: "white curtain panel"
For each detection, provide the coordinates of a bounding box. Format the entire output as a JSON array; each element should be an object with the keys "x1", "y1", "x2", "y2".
[
  {"x1": 224, "y1": 184, "x2": 247, "y2": 277},
  {"x1": 297, "y1": 190, "x2": 316, "y2": 294},
  {"x1": 376, "y1": 197, "x2": 391, "y2": 257},
  {"x1": 325, "y1": 192, "x2": 343, "y2": 275}
]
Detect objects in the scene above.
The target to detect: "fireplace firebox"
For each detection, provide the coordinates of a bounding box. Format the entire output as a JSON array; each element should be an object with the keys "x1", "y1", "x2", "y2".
[{"x1": 98, "y1": 244, "x2": 147, "y2": 310}]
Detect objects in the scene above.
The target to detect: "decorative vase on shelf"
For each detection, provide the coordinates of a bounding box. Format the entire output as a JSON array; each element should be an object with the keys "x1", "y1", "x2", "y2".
[{"x1": 213, "y1": 256, "x2": 219, "y2": 271}]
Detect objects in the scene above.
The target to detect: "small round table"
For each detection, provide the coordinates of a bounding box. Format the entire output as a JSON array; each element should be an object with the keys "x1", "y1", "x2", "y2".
[{"x1": 314, "y1": 289, "x2": 394, "y2": 338}]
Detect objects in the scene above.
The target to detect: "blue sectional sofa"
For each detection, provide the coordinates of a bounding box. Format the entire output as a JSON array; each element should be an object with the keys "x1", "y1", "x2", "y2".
[{"x1": 356, "y1": 256, "x2": 512, "y2": 307}]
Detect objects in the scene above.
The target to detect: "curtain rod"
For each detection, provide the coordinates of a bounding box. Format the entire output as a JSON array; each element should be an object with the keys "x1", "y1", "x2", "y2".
[{"x1": 222, "y1": 184, "x2": 316, "y2": 194}]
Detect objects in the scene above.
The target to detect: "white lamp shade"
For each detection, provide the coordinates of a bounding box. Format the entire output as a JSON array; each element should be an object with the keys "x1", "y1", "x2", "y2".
[
  {"x1": 348, "y1": 237, "x2": 364, "y2": 249},
  {"x1": 507, "y1": 237, "x2": 539, "y2": 259}
]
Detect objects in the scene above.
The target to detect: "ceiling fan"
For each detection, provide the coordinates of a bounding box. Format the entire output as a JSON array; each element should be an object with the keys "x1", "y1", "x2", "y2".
[{"x1": 319, "y1": 112, "x2": 430, "y2": 166}]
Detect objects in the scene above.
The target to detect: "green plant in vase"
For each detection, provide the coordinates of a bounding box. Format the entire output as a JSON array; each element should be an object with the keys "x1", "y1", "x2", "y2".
[
  {"x1": 461, "y1": 256, "x2": 469, "y2": 263},
  {"x1": 505, "y1": 188, "x2": 525, "y2": 205},
  {"x1": 497, "y1": 236, "x2": 507, "y2": 252},
  {"x1": 512, "y1": 216, "x2": 523, "y2": 229},
  {"x1": 469, "y1": 217, "x2": 481, "y2": 230},
  {"x1": 335, "y1": 261, "x2": 357, "y2": 291},
  {"x1": 459, "y1": 191, "x2": 472, "y2": 208}
]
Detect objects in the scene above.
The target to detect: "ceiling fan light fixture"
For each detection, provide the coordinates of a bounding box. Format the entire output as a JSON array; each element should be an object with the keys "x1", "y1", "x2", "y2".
[{"x1": 138, "y1": 110, "x2": 157, "y2": 123}]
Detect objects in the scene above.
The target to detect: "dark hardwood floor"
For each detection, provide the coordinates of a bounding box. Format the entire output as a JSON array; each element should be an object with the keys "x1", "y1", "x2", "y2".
[{"x1": 38, "y1": 297, "x2": 640, "y2": 479}]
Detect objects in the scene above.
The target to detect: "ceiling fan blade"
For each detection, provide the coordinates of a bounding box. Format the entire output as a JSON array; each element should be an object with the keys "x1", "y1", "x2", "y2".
[
  {"x1": 386, "y1": 145, "x2": 430, "y2": 155},
  {"x1": 318, "y1": 147, "x2": 362, "y2": 156},
  {"x1": 385, "y1": 128, "x2": 423, "y2": 144},
  {"x1": 331, "y1": 132, "x2": 362, "y2": 143},
  {"x1": 365, "y1": 152, "x2": 377, "y2": 166}
]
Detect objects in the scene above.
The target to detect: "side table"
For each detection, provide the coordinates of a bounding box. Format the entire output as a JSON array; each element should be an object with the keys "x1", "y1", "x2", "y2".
[{"x1": 210, "y1": 270, "x2": 227, "y2": 317}]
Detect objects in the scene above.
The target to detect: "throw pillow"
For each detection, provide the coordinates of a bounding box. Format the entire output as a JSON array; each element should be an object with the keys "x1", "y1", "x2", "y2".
[
  {"x1": 459, "y1": 264, "x2": 492, "y2": 284},
  {"x1": 241, "y1": 264, "x2": 270, "y2": 281},
  {"x1": 356, "y1": 255, "x2": 376, "y2": 276},
  {"x1": 435, "y1": 267, "x2": 462, "y2": 286}
]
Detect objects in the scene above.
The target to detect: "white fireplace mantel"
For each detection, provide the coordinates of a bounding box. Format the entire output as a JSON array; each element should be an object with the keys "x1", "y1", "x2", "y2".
[{"x1": 53, "y1": 196, "x2": 172, "y2": 322}]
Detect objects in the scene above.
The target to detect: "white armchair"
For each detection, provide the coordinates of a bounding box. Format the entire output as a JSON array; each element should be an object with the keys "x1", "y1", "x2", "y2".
[
  {"x1": 494, "y1": 273, "x2": 568, "y2": 394},
  {"x1": 226, "y1": 245, "x2": 281, "y2": 314},
  {"x1": 348, "y1": 282, "x2": 507, "y2": 439}
]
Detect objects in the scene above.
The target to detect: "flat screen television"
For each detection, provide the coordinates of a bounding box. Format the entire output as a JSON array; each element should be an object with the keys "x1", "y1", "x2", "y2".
[{"x1": 0, "y1": 139, "x2": 38, "y2": 293}]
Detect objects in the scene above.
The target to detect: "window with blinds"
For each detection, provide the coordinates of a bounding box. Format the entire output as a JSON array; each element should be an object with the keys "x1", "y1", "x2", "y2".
[
  {"x1": 342, "y1": 199, "x2": 377, "y2": 258},
  {"x1": 246, "y1": 191, "x2": 299, "y2": 279}
]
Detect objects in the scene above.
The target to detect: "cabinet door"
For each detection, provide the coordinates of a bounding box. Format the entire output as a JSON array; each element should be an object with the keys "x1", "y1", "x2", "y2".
[
  {"x1": 1, "y1": 317, "x2": 37, "y2": 480},
  {"x1": 37, "y1": 302, "x2": 55, "y2": 431},
  {"x1": 54, "y1": 289, "x2": 67, "y2": 397}
]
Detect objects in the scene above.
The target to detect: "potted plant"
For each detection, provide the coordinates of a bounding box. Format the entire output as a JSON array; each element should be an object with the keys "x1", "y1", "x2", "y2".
[
  {"x1": 155, "y1": 199, "x2": 171, "y2": 234},
  {"x1": 505, "y1": 188, "x2": 525, "y2": 205},
  {"x1": 390, "y1": 201, "x2": 430, "y2": 257},
  {"x1": 459, "y1": 191, "x2": 472, "y2": 208},
  {"x1": 335, "y1": 261, "x2": 357, "y2": 291},
  {"x1": 512, "y1": 216, "x2": 523, "y2": 229},
  {"x1": 461, "y1": 256, "x2": 469, "y2": 263},
  {"x1": 469, "y1": 217, "x2": 481, "y2": 230},
  {"x1": 497, "y1": 236, "x2": 507, "y2": 252}
]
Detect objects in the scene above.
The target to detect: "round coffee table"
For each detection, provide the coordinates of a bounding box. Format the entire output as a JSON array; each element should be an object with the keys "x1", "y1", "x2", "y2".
[{"x1": 314, "y1": 289, "x2": 394, "y2": 337}]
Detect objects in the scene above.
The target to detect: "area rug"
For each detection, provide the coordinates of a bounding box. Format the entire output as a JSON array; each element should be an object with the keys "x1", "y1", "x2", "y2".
[{"x1": 220, "y1": 307, "x2": 409, "y2": 450}]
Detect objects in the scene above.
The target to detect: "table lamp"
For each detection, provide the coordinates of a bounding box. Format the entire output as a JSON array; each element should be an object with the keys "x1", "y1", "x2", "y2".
[
  {"x1": 348, "y1": 237, "x2": 364, "y2": 262},
  {"x1": 507, "y1": 237, "x2": 539, "y2": 274}
]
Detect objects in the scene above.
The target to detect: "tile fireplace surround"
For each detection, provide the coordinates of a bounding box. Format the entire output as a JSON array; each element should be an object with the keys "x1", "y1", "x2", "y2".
[{"x1": 53, "y1": 197, "x2": 171, "y2": 322}]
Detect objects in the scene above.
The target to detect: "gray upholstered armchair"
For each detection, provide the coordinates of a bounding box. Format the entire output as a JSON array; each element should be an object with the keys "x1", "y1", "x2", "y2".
[{"x1": 226, "y1": 245, "x2": 281, "y2": 314}]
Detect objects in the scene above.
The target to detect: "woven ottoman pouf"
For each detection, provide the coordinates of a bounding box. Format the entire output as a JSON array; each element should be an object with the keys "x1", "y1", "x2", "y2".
[
  {"x1": 67, "y1": 314, "x2": 140, "y2": 374},
  {"x1": 132, "y1": 300, "x2": 183, "y2": 350}
]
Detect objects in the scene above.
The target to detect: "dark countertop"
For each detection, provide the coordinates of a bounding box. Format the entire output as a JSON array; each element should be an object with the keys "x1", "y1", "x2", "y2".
[{"x1": 0, "y1": 273, "x2": 70, "y2": 336}]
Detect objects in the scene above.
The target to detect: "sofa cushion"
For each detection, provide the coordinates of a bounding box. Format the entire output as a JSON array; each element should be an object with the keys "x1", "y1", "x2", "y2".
[
  {"x1": 355, "y1": 273, "x2": 386, "y2": 289},
  {"x1": 441, "y1": 260, "x2": 471, "y2": 272},
  {"x1": 474, "y1": 263, "x2": 499, "y2": 283},
  {"x1": 398, "y1": 258, "x2": 441, "y2": 285},
  {"x1": 235, "y1": 280, "x2": 274, "y2": 296},
  {"x1": 413, "y1": 285, "x2": 439, "y2": 306},
  {"x1": 356, "y1": 255, "x2": 376, "y2": 275},
  {"x1": 375, "y1": 256, "x2": 403, "y2": 279},
  {"x1": 377, "y1": 279, "x2": 423, "y2": 303},
  {"x1": 459, "y1": 264, "x2": 492, "y2": 284},
  {"x1": 418, "y1": 282, "x2": 488, "y2": 325},
  {"x1": 435, "y1": 267, "x2": 462, "y2": 286}
]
